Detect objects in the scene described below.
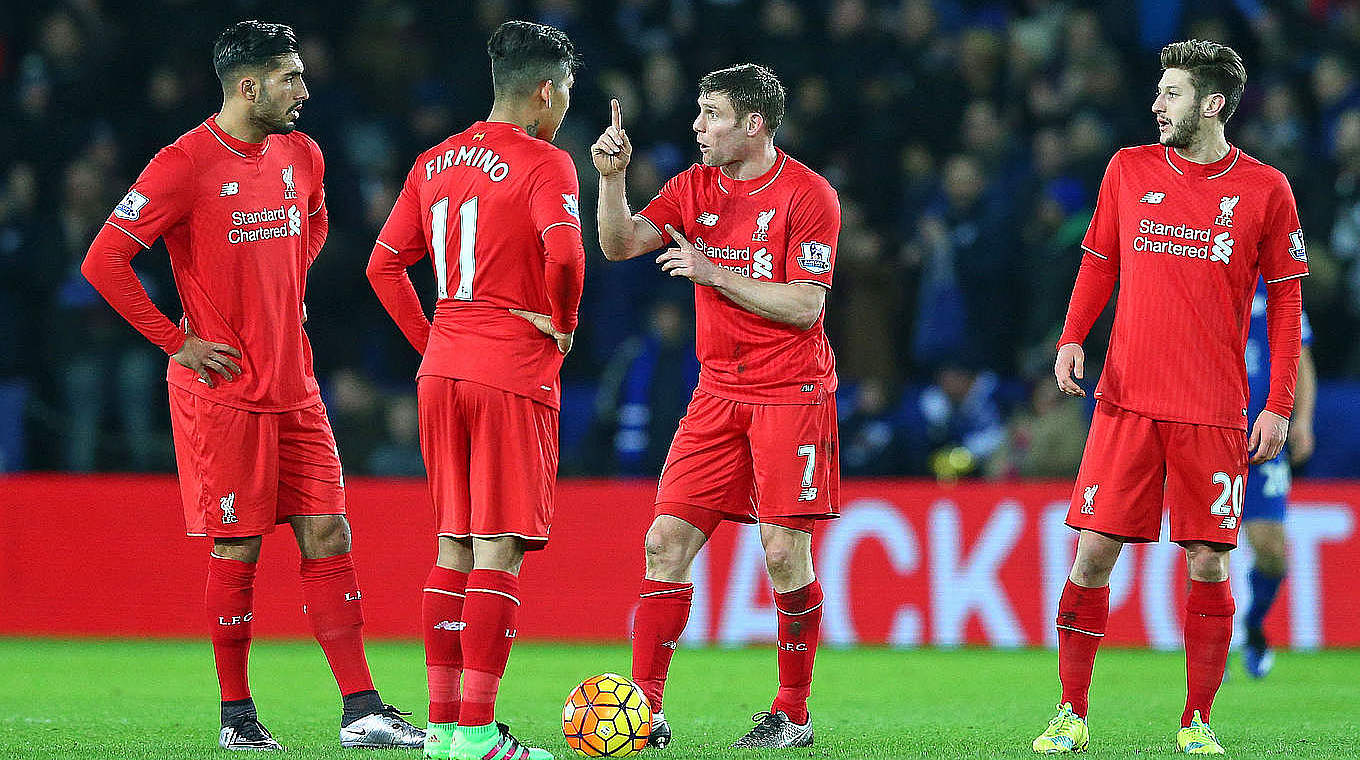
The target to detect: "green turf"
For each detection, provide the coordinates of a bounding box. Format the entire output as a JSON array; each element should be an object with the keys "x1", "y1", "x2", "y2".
[{"x1": 0, "y1": 638, "x2": 1356, "y2": 758}]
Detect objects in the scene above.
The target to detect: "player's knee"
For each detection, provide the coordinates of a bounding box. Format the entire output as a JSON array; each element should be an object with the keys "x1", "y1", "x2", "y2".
[
  {"x1": 643, "y1": 524, "x2": 690, "y2": 577},
  {"x1": 1185, "y1": 543, "x2": 1230, "y2": 581},
  {"x1": 213, "y1": 535, "x2": 263, "y2": 563},
  {"x1": 297, "y1": 515, "x2": 351, "y2": 558},
  {"x1": 761, "y1": 536, "x2": 811, "y2": 588},
  {"x1": 1071, "y1": 548, "x2": 1119, "y2": 586}
]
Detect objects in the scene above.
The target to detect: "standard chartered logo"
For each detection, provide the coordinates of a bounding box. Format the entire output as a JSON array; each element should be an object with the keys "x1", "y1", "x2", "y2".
[
  {"x1": 228, "y1": 204, "x2": 302, "y2": 243},
  {"x1": 1134, "y1": 218, "x2": 1235, "y2": 265},
  {"x1": 1209, "y1": 231, "x2": 1234, "y2": 265}
]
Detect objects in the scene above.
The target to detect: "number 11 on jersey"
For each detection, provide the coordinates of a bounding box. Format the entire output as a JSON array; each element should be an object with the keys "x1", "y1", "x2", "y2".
[{"x1": 430, "y1": 196, "x2": 478, "y2": 300}]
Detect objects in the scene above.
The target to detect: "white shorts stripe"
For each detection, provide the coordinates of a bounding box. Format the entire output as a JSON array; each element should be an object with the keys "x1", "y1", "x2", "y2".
[
  {"x1": 376, "y1": 239, "x2": 400, "y2": 255},
  {"x1": 423, "y1": 587, "x2": 466, "y2": 598}
]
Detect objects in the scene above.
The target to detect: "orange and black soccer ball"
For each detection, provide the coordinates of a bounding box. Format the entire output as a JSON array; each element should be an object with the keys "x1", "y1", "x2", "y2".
[{"x1": 562, "y1": 673, "x2": 652, "y2": 757}]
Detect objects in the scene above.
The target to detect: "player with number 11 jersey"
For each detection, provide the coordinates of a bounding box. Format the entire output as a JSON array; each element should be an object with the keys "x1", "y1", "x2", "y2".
[{"x1": 366, "y1": 20, "x2": 583, "y2": 760}]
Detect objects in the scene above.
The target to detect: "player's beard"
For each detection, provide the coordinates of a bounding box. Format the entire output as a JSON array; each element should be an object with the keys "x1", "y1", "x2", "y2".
[
  {"x1": 251, "y1": 85, "x2": 298, "y2": 135},
  {"x1": 1161, "y1": 111, "x2": 1199, "y2": 149}
]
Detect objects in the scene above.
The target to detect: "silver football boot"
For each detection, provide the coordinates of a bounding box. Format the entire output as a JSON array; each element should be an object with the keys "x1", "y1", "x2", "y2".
[{"x1": 339, "y1": 704, "x2": 428, "y2": 749}]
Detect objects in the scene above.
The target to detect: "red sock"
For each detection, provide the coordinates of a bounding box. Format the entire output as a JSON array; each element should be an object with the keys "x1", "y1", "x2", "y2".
[
  {"x1": 1183, "y1": 579, "x2": 1235, "y2": 726},
  {"x1": 300, "y1": 553, "x2": 375, "y2": 696},
  {"x1": 631, "y1": 579, "x2": 693, "y2": 713},
  {"x1": 771, "y1": 580, "x2": 823, "y2": 724},
  {"x1": 459, "y1": 569, "x2": 520, "y2": 727},
  {"x1": 423, "y1": 565, "x2": 468, "y2": 724},
  {"x1": 1056, "y1": 580, "x2": 1109, "y2": 718},
  {"x1": 207, "y1": 555, "x2": 257, "y2": 702}
]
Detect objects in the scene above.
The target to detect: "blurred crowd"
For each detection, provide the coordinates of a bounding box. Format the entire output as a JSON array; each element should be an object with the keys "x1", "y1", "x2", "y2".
[{"x1": 3, "y1": 0, "x2": 1359, "y2": 477}]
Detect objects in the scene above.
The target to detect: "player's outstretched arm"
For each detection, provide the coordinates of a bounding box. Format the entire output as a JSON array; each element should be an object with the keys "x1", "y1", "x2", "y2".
[
  {"x1": 658, "y1": 225, "x2": 825, "y2": 329},
  {"x1": 593, "y1": 98, "x2": 662, "y2": 261}
]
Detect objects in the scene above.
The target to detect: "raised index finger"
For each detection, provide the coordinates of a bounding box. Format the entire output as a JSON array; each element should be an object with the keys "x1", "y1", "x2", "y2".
[
  {"x1": 664, "y1": 224, "x2": 687, "y2": 245},
  {"x1": 611, "y1": 98, "x2": 622, "y2": 130}
]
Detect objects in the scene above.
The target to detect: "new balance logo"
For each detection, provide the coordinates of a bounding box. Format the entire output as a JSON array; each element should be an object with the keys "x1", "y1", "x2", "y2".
[
  {"x1": 799, "y1": 487, "x2": 818, "y2": 502},
  {"x1": 1139, "y1": 192, "x2": 1165, "y2": 204},
  {"x1": 220, "y1": 182, "x2": 239, "y2": 196},
  {"x1": 220, "y1": 492, "x2": 238, "y2": 524},
  {"x1": 505, "y1": 628, "x2": 517, "y2": 638},
  {"x1": 1081, "y1": 484, "x2": 1098, "y2": 515},
  {"x1": 1210, "y1": 232, "x2": 1234, "y2": 265},
  {"x1": 696, "y1": 212, "x2": 719, "y2": 226},
  {"x1": 434, "y1": 620, "x2": 465, "y2": 631}
]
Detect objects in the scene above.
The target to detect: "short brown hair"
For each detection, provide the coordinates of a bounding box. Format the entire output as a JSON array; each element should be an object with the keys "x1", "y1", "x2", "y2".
[
  {"x1": 699, "y1": 63, "x2": 786, "y2": 136},
  {"x1": 1159, "y1": 40, "x2": 1247, "y2": 123}
]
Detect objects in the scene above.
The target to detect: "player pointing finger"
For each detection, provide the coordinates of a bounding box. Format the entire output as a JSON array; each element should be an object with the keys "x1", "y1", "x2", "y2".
[{"x1": 591, "y1": 98, "x2": 632, "y2": 176}]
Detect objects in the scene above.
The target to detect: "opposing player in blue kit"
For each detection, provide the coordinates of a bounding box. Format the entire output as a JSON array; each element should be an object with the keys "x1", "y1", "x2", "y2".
[{"x1": 1240, "y1": 278, "x2": 1316, "y2": 679}]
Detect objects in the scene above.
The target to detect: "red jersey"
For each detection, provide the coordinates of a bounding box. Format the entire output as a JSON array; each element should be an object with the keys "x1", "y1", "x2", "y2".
[
  {"x1": 89, "y1": 116, "x2": 326, "y2": 412},
  {"x1": 638, "y1": 149, "x2": 840, "y2": 404},
  {"x1": 1063, "y1": 144, "x2": 1309, "y2": 429},
  {"x1": 374, "y1": 121, "x2": 584, "y2": 409}
]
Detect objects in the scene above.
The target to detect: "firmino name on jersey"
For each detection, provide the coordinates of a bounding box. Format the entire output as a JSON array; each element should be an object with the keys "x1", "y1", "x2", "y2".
[
  {"x1": 425, "y1": 145, "x2": 510, "y2": 183},
  {"x1": 1133, "y1": 218, "x2": 1213, "y2": 259},
  {"x1": 229, "y1": 204, "x2": 301, "y2": 243}
]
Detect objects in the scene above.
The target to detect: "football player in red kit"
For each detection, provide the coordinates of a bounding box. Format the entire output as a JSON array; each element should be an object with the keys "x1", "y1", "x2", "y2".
[
  {"x1": 593, "y1": 63, "x2": 840, "y2": 750},
  {"x1": 81, "y1": 21, "x2": 424, "y2": 752},
  {"x1": 366, "y1": 20, "x2": 584, "y2": 760},
  {"x1": 1034, "y1": 40, "x2": 1307, "y2": 755}
]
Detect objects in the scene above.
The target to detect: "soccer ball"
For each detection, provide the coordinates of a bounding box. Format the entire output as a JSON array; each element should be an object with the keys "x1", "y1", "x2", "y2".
[{"x1": 562, "y1": 673, "x2": 651, "y2": 757}]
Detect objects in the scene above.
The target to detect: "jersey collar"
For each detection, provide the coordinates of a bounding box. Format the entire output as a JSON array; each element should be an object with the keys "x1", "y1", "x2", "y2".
[
  {"x1": 1164, "y1": 144, "x2": 1239, "y2": 180},
  {"x1": 716, "y1": 149, "x2": 787, "y2": 196},
  {"x1": 205, "y1": 115, "x2": 272, "y2": 158}
]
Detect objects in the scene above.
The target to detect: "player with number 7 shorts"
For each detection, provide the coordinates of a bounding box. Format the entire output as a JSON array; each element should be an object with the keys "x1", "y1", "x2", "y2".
[
  {"x1": 366, "y1": 20, "x2": 584, "y2": 760},
  {"x1": 593, "y1": 63, "x2": 840, "y2": 750},
  {"x1": 1036, "y1": 40, "x2": 1308, "y2": 756}
]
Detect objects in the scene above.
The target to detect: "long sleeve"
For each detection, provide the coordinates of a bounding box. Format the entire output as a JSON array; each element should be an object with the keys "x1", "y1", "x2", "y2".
[
  {"x1": 82, "y1": 223, "x2": 184, "y2": 354},
  {"x1": 1056, "y1": 255, "x2": 1118, "y2": 349},
  {"x1": 1263, "y1": 277, "x2": 1303, "y2": 419},
  {"x1": 543, "y1": 224, "x2": 585, "y2": 334},
  {"x1": 366, "y1": 243, "x2": 431, "y2": 354}
]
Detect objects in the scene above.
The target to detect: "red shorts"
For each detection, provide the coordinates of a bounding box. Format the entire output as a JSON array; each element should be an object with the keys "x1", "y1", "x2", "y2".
[
  {"x1": 655, "y1": 390, "x2": 839, "y2": 527},
  {"x1": 1067, "y1": 402, "x2": 1248, "y2": 546},
  {"x1": 418, "y1": 376, "x2": 559, "y2": 550},
  {"x1": 169, "y1": 387, "x2": 346, "y2": 538}
]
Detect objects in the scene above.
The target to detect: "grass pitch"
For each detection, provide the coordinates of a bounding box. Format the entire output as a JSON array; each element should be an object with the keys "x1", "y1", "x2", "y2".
[{"x1": 1, "y1": 639, "x2": 1357, "y2": 759}]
